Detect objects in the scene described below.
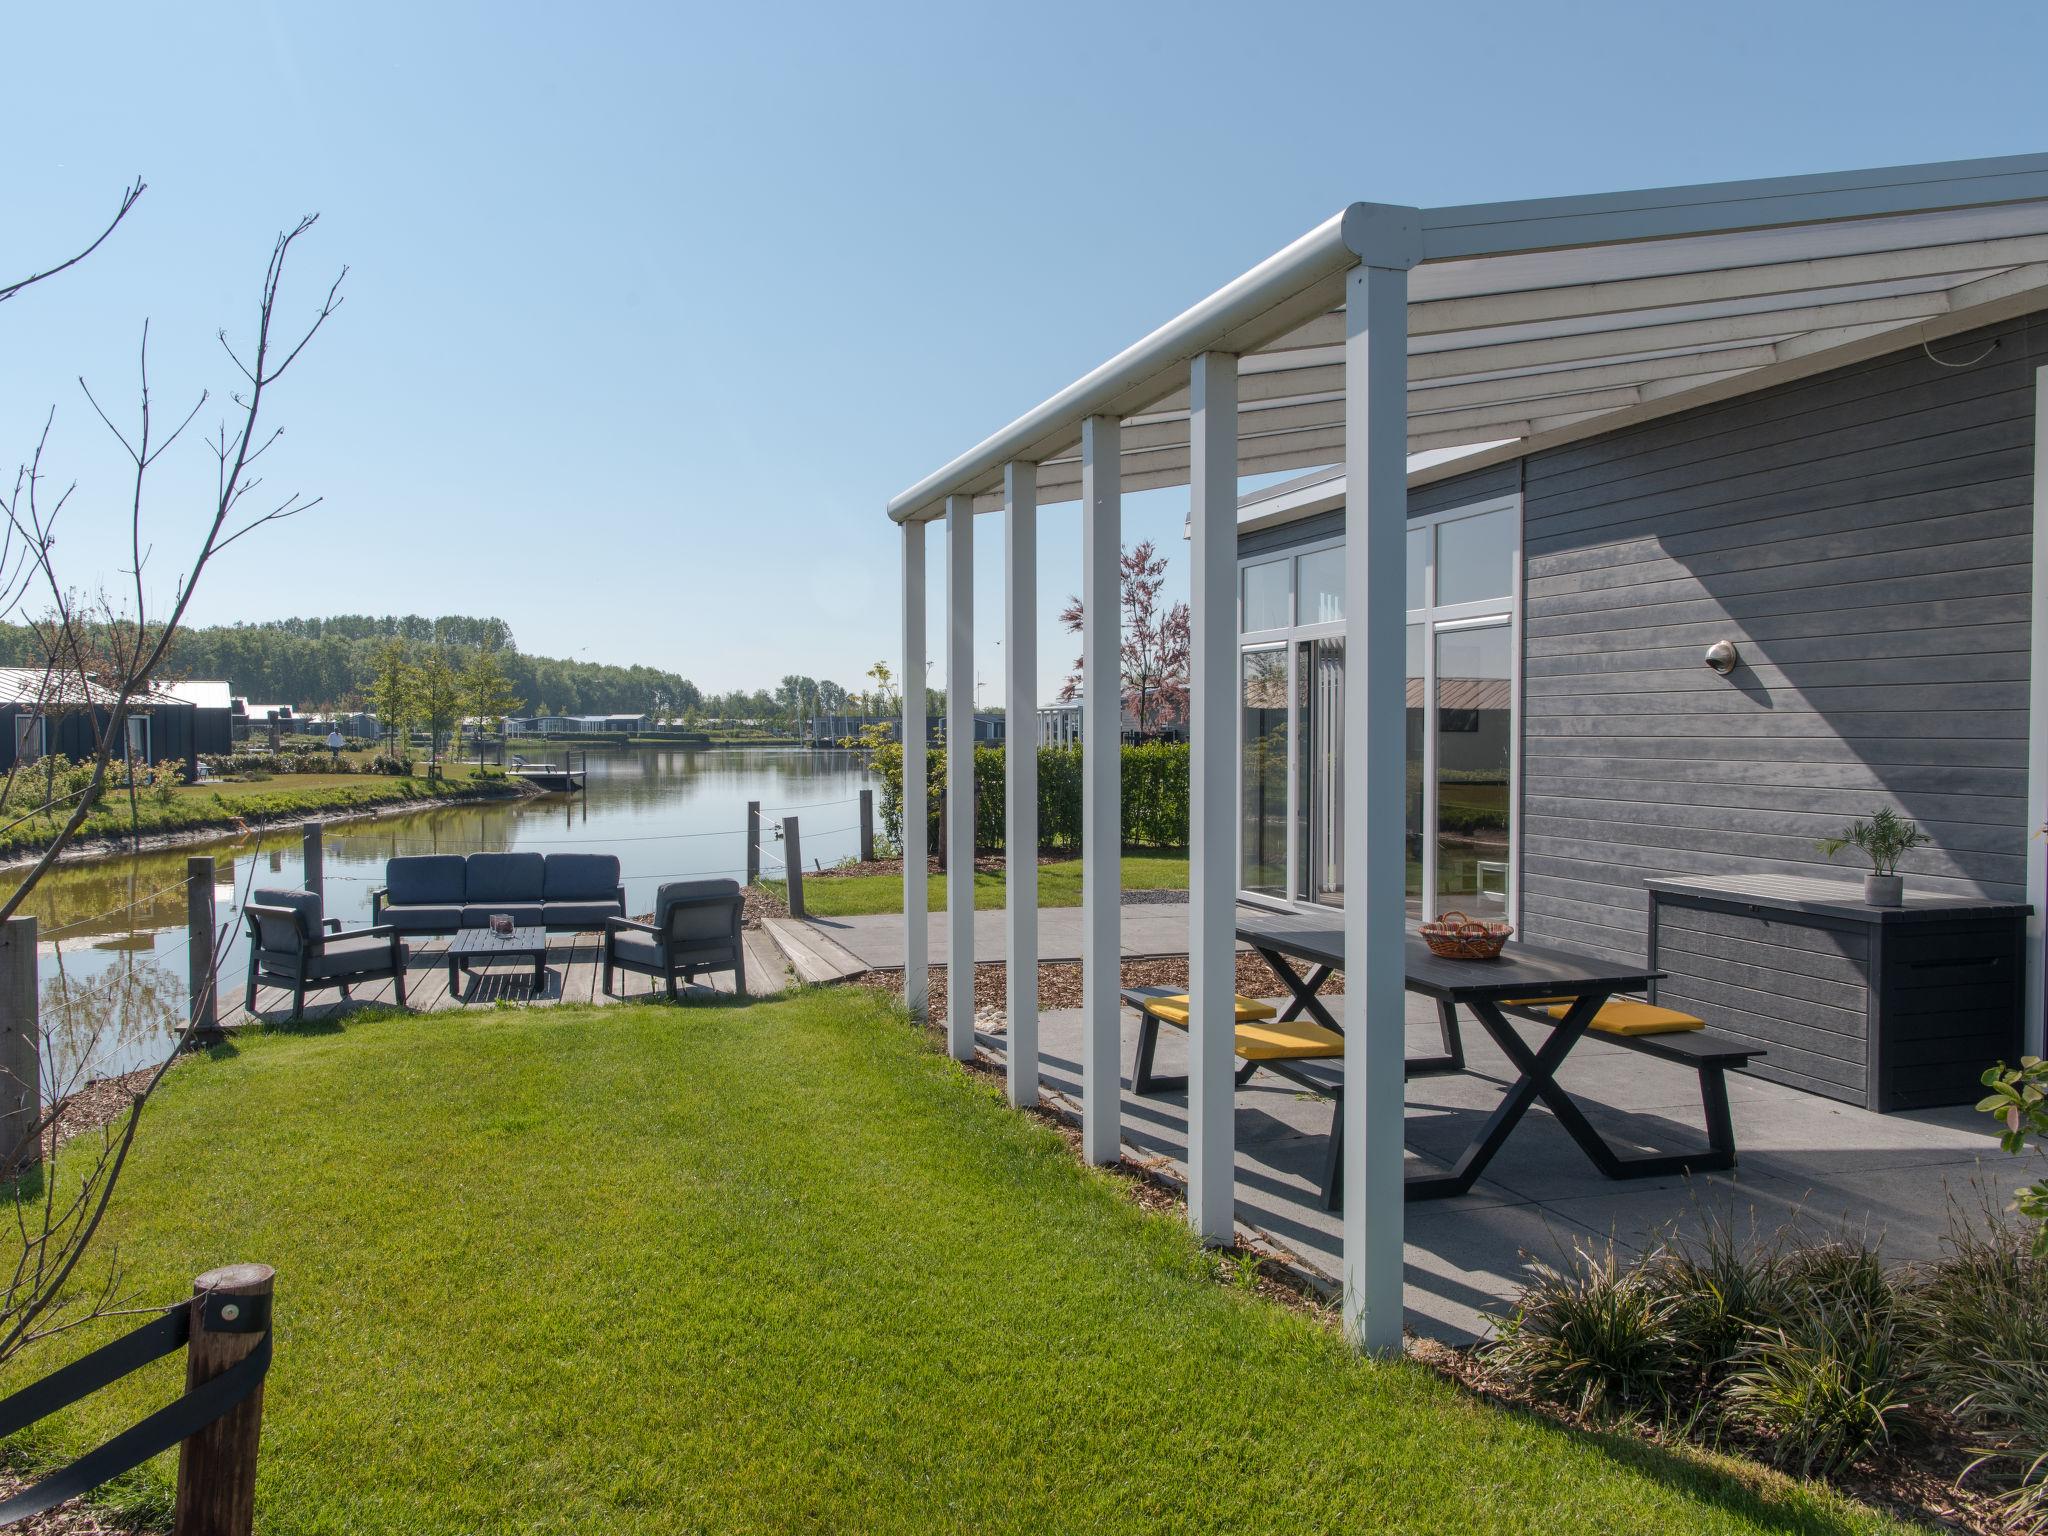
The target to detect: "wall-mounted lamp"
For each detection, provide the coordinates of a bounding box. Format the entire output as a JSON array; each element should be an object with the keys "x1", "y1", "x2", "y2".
[{"x1": 1703, "y1": 640, "x2": 1740, "y2": 676}]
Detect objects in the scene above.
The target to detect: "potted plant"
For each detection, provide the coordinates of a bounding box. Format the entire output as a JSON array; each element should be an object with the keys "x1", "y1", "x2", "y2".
[{"x1": 1816, "y1": 807, "x2": 1929, "y2": 907}]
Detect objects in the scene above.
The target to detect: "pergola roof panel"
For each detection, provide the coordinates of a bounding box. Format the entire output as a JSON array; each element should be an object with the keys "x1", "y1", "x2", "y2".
[{"x1": 888, "y1": 154, "x2": 2048, "y2": 523}]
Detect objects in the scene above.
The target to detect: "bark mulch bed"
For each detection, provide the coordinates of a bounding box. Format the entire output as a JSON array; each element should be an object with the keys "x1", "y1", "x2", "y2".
[
  {"x1": 859, "y1": 952, "x2": 1341, "y2": 1028},
  {"x1": 1413, "y1": 1336, "x2": 2018, "y2": 1536}
]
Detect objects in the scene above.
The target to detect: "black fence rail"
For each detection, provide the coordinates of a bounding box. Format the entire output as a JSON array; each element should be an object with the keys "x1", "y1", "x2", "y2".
[{"x1": 0, "y1": 1262, "x2": 273, "y2": 1534}]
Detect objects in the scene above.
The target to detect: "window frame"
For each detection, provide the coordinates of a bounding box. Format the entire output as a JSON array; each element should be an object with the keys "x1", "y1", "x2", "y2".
[{"x1": 1236, "y1": 492, "x2": 1523, "y2": 920}]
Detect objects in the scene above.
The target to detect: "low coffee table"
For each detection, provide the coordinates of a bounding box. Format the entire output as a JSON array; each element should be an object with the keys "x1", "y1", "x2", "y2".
[{"x1": 446, "y1": 924, "x2": 548, "y2": 999}]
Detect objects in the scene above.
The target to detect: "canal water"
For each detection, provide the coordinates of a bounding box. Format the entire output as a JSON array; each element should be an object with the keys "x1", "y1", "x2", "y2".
[{"x1": 18, "y1": 748, "x2": 878, "y2": 1089}]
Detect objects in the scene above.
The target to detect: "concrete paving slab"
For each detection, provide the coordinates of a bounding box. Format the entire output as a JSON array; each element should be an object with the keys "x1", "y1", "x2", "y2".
[{"x1": 997, "y1": 994, "x2": 2012, "y2": 1345}]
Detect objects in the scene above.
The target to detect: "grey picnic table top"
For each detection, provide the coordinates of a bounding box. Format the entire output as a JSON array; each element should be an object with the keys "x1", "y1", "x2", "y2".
[{"x1": 1233, "y1": 904, "x2": 1661, "y2": 1000}]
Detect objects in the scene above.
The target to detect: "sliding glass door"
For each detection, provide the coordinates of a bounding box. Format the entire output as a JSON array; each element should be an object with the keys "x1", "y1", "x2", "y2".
[{"x1": 1238, "y1": 496, "x2": 1519, "y2": 919}]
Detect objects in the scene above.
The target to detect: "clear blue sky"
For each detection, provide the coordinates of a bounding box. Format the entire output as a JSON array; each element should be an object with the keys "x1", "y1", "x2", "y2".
[{"x1": 5, "y1": 0, "x2": 2044, "y2": 708}]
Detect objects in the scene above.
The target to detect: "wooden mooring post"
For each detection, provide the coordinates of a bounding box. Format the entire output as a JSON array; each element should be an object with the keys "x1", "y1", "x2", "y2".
[
  {"x1": 746, "y1": 801, "x2": 761, "y2": 885},
  {"x1": 783, "y1": 816, "x2": 805, "y2": 919},
  {"x1": 187, "y1": 857, "x2": 220, "y2": 1040},
  {"x1": 858, "y1": 788, "x2": 874, "y2": 863},
  {"x1": 173, "y1": 1262, "x2": 273, "y2": 1536},
  {"x1": 301, "y1": 821, "x2": 324, "y2": 909},
  {"x1": 0, "y1": 915, "x2": 39, "y2": 1175}
]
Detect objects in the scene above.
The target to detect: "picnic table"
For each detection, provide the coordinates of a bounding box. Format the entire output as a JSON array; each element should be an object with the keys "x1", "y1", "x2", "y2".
[{"x1": 1234, "y1": 905, "x2": 1735, "y2": 1202}]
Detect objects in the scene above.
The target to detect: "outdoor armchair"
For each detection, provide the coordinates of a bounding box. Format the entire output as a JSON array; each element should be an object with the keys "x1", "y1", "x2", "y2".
[
  {"x1": 602, "y1": 879, "x2": 746, "y2": 1000},
  {"x1": 243, "y1": 886, "x2": 408, "y2": 1021}
]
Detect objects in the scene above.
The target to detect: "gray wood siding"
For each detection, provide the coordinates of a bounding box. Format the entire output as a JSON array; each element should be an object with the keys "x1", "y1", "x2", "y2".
[{"x1": 1514, "y1": 314, "x2": 2045, "y2": 966}]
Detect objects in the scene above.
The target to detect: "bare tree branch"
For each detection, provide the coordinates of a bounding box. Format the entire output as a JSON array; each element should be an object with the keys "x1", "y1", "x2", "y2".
[{"x1": 0, "y1": 179, "x2": 145, "y2": 306}]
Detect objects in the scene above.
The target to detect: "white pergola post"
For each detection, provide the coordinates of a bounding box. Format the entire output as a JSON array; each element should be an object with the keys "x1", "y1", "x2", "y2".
[
  {"x1": 946, "y1": 493, "x2": 976, "y2": 1061},
  {"x1": 1187, "y1": 350, "x2": 1238, "y2": 1243},
  {"x1": 1342, "y1": 234, "x2": 1419, "y2": 1352},
  {"x1": 1004, "y1": 461, "x2": 1040, "y2": 1106},
  {"x1": 901, "y1": 519, "x2": 929, "y2": 1019},
  {"x1": 1080, "y1": 415, "x2": 1122, "y2": 1165}
]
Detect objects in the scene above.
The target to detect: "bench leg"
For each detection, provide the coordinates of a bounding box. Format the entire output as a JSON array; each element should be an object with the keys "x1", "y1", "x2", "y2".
[
  {"x1": 1320, "y1": 1088, "x2": 1344, "y2": 1211},
  {"x1": 1530, "y1": 1047, "x2": 1740, "y2": 1181},
  {"x1": 1131, "y1": 1011, "x2": 1186, "y2": 1094}
]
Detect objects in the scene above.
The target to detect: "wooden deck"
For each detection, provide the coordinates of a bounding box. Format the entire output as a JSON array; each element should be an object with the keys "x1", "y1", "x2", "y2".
[{"x1": 217, "y1": 927, "x2": 792, "y2": 1027}]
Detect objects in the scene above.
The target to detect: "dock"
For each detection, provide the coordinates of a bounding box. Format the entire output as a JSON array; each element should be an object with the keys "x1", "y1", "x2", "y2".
[{"x1": 509, "y1": 763, "x2": 586, "y2": 792}]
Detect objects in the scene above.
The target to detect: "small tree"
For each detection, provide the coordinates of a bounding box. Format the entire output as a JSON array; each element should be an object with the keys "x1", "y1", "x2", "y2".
[
  {"x1": 1058, "y1": 539, "x2": 1190, "y2": 737},
  {"x1": 1978, "y1": 1056, "x2": 2048, "y2": 1255},
  {"x1": 460, "y1": 647, "x2": 522, "y2": 766},
  {"x1": 414, "y1": 647, "x2": 462, "y2": 780},
  {"x1": 365, "y1": 638, "x2": 415, "y2": 760}
]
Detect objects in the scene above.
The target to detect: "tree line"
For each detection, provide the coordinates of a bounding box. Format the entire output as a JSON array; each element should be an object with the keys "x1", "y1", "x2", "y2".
[{"x1": 0, "y1": 616, "x2": 930, "y2": 727}]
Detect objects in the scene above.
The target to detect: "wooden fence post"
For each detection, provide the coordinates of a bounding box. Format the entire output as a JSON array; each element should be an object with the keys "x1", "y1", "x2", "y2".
[
  {"x1": 0, "y1": 916, "x2": 39, "y2": 1174},
  {"x1": 746, "y1": 801, "x2": 760, "y2": 885},
  {"x1": 858, "y1": 788, "x2": 874, "y2": 863},
  {"x1": 300, "y1": 822, "x2": 323, "y2": 910},
  {"x1": 187, "y1": 857, "x2": 219, "y2": 1039},
  {"x1": 783, "y1": 816, "x2": 804, "y2": 919},
  {"x1": 174, "y1": 1263, "x2": 272, "y2": 1536}
]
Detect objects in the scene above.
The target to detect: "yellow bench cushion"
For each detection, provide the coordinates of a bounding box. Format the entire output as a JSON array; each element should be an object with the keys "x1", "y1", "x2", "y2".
[
  {"x1": 1142, "y1": 993, "x2": 1277, "y2": 1027},
  {"x1": 1499, "y1": 996, "x2": 1572, "y2": 1008},
  {"x1": 1545, "y1": 999, "x2": 1705, "y2": 1036},
  {"x1": 1232, "y1": 1018, "x2": 1344, "y2": 1061}
]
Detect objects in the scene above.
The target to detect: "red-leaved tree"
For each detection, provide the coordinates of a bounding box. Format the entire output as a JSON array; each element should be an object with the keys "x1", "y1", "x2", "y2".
[{"x1": 1058, "y1": 540, "x2": 1190, "y2": 737}]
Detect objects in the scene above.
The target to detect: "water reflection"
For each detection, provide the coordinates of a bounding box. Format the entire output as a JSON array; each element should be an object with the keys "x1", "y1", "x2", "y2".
[{"x1": 20, "y1": 748, "x2": 876, "y2": 1082}]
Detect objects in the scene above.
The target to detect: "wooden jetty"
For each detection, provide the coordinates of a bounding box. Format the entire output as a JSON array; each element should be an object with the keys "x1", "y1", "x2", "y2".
[{"x1": 509, "y1": 762, "x2": 586, "y2": 792}]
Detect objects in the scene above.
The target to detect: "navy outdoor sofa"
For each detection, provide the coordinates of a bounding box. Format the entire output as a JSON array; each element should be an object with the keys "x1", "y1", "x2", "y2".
[{"x1": 371, "y1": 851, "x2": 627, "y2": 935}]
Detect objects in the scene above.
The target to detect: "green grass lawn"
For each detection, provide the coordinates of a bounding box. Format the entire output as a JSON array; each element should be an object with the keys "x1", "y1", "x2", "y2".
[
  {"x1": 2, "y1": 993, "x2": 1919, "y2": 1534},
  {"x1": 767, "y1": 848, "x2": 1190, "y2": 916}
]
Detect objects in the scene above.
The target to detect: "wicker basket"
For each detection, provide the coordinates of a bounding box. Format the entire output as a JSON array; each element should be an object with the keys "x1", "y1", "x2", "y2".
[{"x1": 1420, "y1": 911, "x2": 1513, "y2": 961}]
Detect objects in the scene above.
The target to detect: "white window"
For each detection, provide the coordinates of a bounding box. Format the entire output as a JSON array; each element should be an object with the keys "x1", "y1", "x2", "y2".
[{"x1": 1237, "y1": 495, "x2": 1522, "y2": 921}]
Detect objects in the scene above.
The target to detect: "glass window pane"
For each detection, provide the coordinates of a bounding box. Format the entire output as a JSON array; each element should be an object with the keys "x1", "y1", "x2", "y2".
[
  {"x1": 1407, "y1": 526, "x2": 1427, "y2": 609},
  {"x1": 1240, "y1": 559, "x2": 1289, "y2": 632},
  {"x1": 1297, "y1": 546, "x2": 1343, "y2": 625},
  {"x1": 1239, "y1": 648, "x2": 1289, "y2": 897},
  {"x1": 1435, "y1": 507, "x2": 1515, "y2": 606},
  {"x1": 1434, "y1": 623, "x2": 1512, "y2": 912},
  {"x1": 1306, "y1": 637, "x2": 1344, "y2": 905},
  {"x1": 1406, "y1": 624, "x2": 1423, "y2": 919}
]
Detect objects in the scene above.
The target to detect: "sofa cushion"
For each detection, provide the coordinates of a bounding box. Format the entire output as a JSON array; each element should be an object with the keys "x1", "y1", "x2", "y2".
[
  {"x1": 460, "y1": 902, "x2": 544, "y2": 929},
  {"x1": 545, "y1": 900, "x2": 624, "y2": 930},
  {"x1": 250, "y1": 887, "x2": 319, "y2": 953},
  {"x1": 544, "y1": 853, "x2": 621, "y2": 901},
  {"x1": 465, "y1": 852, "x2": 545, "y2": 903},
  {"x1": 382, "y1": 903, "x2": 463, "y2": 934},
  {"x1": 387, "y1": 855, "x2": 466, "y2": 905},
  {"x1": 610, "y1": 931, "x2": 666, "y2": 969},
  {"x1": 306, "y1": 931, "x2": 401, "y2": 978}
]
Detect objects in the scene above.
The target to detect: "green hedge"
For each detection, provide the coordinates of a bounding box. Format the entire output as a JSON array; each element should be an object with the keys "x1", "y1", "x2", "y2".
[{"x1": 870, "y1": 741, "x2": 1188, "y2": 853}]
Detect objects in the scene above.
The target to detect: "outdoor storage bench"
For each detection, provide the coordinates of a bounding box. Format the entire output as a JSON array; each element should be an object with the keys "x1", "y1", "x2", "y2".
[{"x1": 372, "y1": 852, "x2": 626, "y2": 934}]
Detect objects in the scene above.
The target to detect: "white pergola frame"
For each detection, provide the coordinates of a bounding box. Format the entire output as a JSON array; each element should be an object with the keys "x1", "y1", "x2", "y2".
[{"x1": 888, "y1": 153, "x2": 2048, "y2": 1353}]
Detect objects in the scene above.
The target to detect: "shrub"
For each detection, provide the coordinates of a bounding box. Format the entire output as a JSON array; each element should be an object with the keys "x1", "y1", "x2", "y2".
[
  {"x1": 1484, "y1": 1240, "x2": 1685, "y2": 1418},
  {"x1": 147, "y1": 757, "x2": 185, "y2": 805},
  {"x1": 1904, "y1": 1206, "x2": 2048, "y2": 1525},
  {"x1": 869, "y1": 739, "x2": 1189, "y2": 854},
  {"x1": 1977, "y1": 1056, "x2": 2048, "y2": 1255},
  {"x1": 1653, "y1": 1212, "x2": 1791, "y2": 1392},
  {"x1": 366, "y1": 754, "x2": 413, "y2": 776},
  {"x1": 1722, "y1": 1237, "x2": 1907, "y2": 1477}
]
